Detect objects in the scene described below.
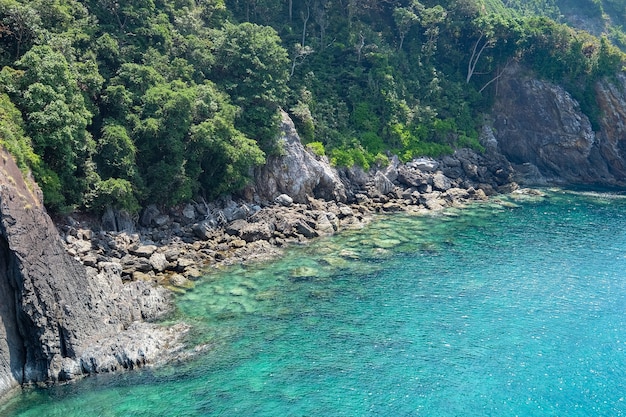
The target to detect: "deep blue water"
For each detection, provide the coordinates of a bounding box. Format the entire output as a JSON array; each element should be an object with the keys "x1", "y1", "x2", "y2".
[{"x1": 2, "y1": 189, "x2": 626, "y2": 416}]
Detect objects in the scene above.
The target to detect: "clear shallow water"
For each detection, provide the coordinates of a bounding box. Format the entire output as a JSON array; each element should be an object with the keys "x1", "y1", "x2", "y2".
[{"x1": 3, "y1": 190, "x2": 626, "y2": 416}]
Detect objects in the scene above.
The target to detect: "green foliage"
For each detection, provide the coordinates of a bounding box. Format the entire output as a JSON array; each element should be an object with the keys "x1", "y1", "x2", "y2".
[
  {"x1": 0, "y1": 0, "x2": 624, "y2": 212},
  {"x1": 189, "y1": 83, "x2": 266, "y2": 197},
  {"x1": 89, "y1": 177, "x2": 140, "y2": 213},
  {"x1": 0, "y1": 92, "x2": 39, "y2": 174},
  {"x1": 211, "y1": 21, "x2": 290, "y2": 152},
  {"x1": 306, "y1": 141, "x2": 326, "y2": 157},
  {"x1": 1, "y1": 45, "x2": 96, "y2": 209}
]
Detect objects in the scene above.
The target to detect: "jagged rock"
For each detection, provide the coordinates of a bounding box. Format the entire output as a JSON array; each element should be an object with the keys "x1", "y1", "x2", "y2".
[
  {"x1": 397, "y1": 166, "x2": 430, "y2": 188},
  {"x1": 408, "y1": 157, "x2": 439, "y2": 172},
  {"x1": 490, "y1": 63, "x2": 621, "y2": 186},
  {"x1": 354, "y1": 193, "x2": 370, "y2": 204},
  {"x1": 371, "y1": 171, "x2": 395, "y2": 196},
  {"x1": 102, "y1": 208, "x2": 135, "y2": 232},
  {"x1": 420, "y1": 192, "x2": 445, "y2": 211},
  {"x1": 149, "y1": 253, "x2": 168, "y2": 272},
  {"x1": 338, "y1": 205, "x2": 354, "y2": 218},
  {"x1": 0, "y1": 149, "x2": 179, "y2": 397},
  {"x1": 222, "y1": 203, "x2": 250, "y2": 222},
  {"x1": 169, "y1": 274, "x2": 193, "y2": 289},
  {"x1": 182, "y1": 204, "x2": 196, "y2": 221},
  {"x1": 225, "y1": 219, "x2": 273, "y2": 242},
  {"x1": 382, "y1": 202, "x2": 403, "y2": 212},
  {"x1": 140, "y1": 205, "x2": 161, "y2": 227},
  {"x1": 153, "y1": 214, "x2": 170, "y2": 227},
  {"x1": 121, "y1": 255, "x2": 153, "y2": 274},
  {"x1": 432, "y1": 172, "x2": 453, "y2": 191},
  {"x1": 315, "y1": 213, "x2": 336, "y2": 235},
  {"x1": 192, "y1": 220, "x2": 218, "y2": 240},
  {"x1": 249, "y1": 111, "x2": 347, "y2": 203},
  {"x1": 444, "y1": 187, "x2": 470, "y2": 202},
  {"x1": 295, "y1": 220, "x2": 318, "y2": 238},
  {"x1": 129, "y1": 244, "x2": 157, "y2": 258}
]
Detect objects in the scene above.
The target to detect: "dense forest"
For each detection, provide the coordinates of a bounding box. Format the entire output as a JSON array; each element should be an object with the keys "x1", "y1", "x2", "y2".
[{"x1": 0, "y1": 0, "x2": 624, "y2": 213}]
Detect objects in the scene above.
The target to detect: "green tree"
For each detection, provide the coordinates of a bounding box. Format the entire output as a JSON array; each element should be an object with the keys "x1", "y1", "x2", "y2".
[
  {"x1": 1, "y1": 45, "x2": 95, "y2": 209},
  {"x1": 212, "y1": 21, "x2": 289, "y2": 152}
]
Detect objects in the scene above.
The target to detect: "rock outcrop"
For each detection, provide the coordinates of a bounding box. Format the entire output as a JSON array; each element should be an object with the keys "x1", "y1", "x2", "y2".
[
  {"x1": 247, "y1": 111, "x2": 347, "y2": 204},
  {"x1": 490, "y1": 64, "x2": 626, "y2": 187},
  {"x1": 0, "y1": 148, "x2": 181, "y2": 398}
]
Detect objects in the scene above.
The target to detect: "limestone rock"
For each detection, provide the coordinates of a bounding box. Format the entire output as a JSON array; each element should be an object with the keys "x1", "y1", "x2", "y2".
[
  {"x1": 149, "y1": 253, "x2": 168, "y2": 272},
  {"x1": 432, "y1": 172, "x2": 452, "y2": 191},
  {"x1": 275, "y1": 194, "x2": 294, "y2": 207}
]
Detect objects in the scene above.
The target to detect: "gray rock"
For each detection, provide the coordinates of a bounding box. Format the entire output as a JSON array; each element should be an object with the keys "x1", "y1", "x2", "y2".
[
  {"x1": 432, "y1": 172, "x2": 452, "y2": 191},
  {"x1": 223, "y1": 204, "x2": 250, "y2": 222},
  {"x1": 182, "y1": 204, "x2": 196, "y2": 220},
  {"x1": 296, "y1": 220, "x2": 318, "y2": 238},
  {"x1": 153, "y1": 214, "x2": 170, "y2": 227},
  {"x1": 397, "y1": 166, "x2": 430, "y2": 187},
  {"x1": 225, "y1": 219, "x2": 274, "y2": 242},
  {"x1": 149, "y1": 253, "x2": 168, "y2": 272},
  {"x1": 409, "y1": 157, "x2": 439, "y2": 172},
  {"x1": 140, "y1": 205, "x2": 161, "y2": 227},
  {"x1": 250, "y1": 111, "x2": 347, "y2": 203},
  {"x1": 192, "y1": 220, "x2": 218, "y2": 240},
  {"x1": 275, "y1": 194, "x2": 294, "y2": 207},
  {"x1": 371, "y1": 171, "x2": 394, "y2": 196},
  {"x1": 0, "y1": 149, "x2": 179, "y2": 397},
  {"x1": 129, "y1": 245, "x2": 157, "y2": 258},
  {"x1": 102, "y1": 208, "x2": 135, "y2": 232},
  {"x1": 489, "y1": 63, "x2": 621, "y2": 186},
  {"x1": 315, "y1": 213, "x2": 336, "y2": 235}
]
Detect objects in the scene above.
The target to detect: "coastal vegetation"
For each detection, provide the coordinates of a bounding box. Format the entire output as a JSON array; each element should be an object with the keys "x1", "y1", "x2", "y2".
[{"x1": 0, "y1": 0, "x2": 624, "y2": 212}]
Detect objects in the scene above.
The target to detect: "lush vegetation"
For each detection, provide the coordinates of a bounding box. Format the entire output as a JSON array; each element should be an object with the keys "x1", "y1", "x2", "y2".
[{"x1": 0, "y1": 0, "x2": 624, "y2": 212}]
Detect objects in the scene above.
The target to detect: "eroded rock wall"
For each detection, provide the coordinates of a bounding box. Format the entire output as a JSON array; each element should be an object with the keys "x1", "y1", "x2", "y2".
[
  {"x1": 0, "y1": 148, "x2": 178, "y2": 398},
  {"x1": 490, "y1": 65, "x2": 626, "y2": 187}
]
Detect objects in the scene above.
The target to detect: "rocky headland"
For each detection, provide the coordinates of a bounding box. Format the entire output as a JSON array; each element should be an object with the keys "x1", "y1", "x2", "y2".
[{"x1": 0, "y1": 147, "x2": 186, "y2": 400}]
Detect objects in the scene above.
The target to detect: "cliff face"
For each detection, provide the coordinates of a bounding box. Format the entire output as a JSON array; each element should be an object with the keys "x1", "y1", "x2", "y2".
[
  {"x1": 0, "y1": 148, "x2": 178, "y2": 397},
  {"x1": 490, "y1": 65, "x2": 626, "y2": 187},
  {"x1": 247, "y1": 111, "x2": 347, "y2": 204}
]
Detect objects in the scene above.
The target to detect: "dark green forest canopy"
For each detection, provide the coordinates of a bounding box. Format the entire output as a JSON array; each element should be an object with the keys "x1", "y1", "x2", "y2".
[{"x1": 0, "y1": 0, "x2": 623, "y2": 212}]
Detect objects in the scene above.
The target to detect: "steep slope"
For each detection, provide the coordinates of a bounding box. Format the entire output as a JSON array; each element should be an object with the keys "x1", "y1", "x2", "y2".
[
  {"x1": 0, "y1": 148, "x2": 181, "y2": 397},
  {"x1": 490, "y1": 64, "x2": 626, "y2": 186}
]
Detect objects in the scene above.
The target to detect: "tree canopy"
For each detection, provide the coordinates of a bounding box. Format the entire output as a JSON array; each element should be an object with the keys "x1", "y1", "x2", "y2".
[{"x1": 0, "y1": 0, "x2": 623, "y2": 212}]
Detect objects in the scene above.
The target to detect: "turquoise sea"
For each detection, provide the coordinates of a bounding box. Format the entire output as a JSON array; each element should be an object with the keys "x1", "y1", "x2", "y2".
[{"x1": 2, "y1": 189, "x2": 626, "y2": 416}]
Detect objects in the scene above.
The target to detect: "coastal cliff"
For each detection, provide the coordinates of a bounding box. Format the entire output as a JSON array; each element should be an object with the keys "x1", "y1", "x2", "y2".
[
  {"x1": 0, "y1": 148, "x2": 182, "y2": 398},
  {"x1": 5, "y1": 64, "x2": 626, "y2": 396},
  {"x1": 490, "y1": 65, "x2": 626, "y2": 187}
]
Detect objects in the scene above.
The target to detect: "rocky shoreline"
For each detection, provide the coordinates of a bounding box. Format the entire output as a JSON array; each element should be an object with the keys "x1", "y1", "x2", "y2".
[
  {"x1": 59, "y1": 147, "x2": 518, "y2": 295},
  {"x1": 5, "y1": 64, "x2": 626, "y2": 396},
  {"x1": 0, "y1": 111, "x2": 519, "y2": 399}
]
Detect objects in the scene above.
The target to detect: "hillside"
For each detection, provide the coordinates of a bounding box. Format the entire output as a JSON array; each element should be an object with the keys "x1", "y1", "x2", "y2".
[{"x1": 0, "y1": 0, "x2": 624, "y2": 213}]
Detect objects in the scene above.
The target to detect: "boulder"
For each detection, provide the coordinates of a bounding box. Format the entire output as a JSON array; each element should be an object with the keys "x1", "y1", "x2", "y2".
[
  {"x1": 149, "y1": 253, "x2": 168, "y2": 272},
  {"x1": 432, "y1": 172, "x2": 453, "y2": 191},
  {"x1": 275, "y1": 194, "x2": 294, "y2": 207},
  {"x1": 408, "y1": 157, "x2": 439, "y2": 172},
  {"x1": 397, "y1": 166, "x2": 430, "y2": 188}
]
